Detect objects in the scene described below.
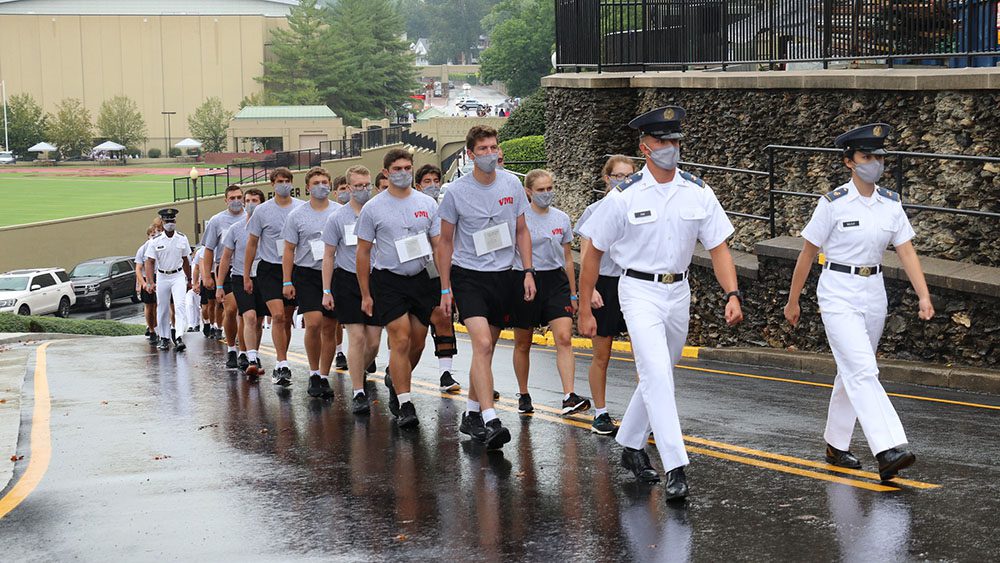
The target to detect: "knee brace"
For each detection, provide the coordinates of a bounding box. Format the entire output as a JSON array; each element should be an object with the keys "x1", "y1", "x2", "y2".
[{"x1": 430, "y1": 324, "x2": 458, "y2": 358}]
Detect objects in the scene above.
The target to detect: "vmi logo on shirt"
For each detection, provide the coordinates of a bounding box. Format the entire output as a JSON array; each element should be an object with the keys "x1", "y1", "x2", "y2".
[
  {"x1": 498, "y1": 197, "x2": 515, "y2": 206},
  {"x1": 414, "y1": 211, "x2": 429, "y2": 219},
  {"x1": 551, "y1": 228, "x2": 564, "y2": 235}
]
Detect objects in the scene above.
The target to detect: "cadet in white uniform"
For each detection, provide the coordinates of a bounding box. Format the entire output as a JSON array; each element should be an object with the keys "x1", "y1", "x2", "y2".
[
  {"x1": 144, "y1": 208, "x2": 193, "y2": 352},
  {"x1": 784, "y1": 123, "x2": 934, "y2": 481},
  {"x1": 578, "y1": 106, "x2": 744, "y2": 502}
]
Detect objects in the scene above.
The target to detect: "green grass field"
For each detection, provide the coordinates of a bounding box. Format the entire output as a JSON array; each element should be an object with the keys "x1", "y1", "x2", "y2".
[{"x1": 0, "y1": 173, "x2": 178, "y2": 227}]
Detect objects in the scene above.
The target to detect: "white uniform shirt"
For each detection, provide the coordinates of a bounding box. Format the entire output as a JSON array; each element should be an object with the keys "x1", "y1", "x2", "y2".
[
  {"x1": 144, "y1": 232, "x2": 191, "y2": 272},
  {"x1": 575, "y1": 198, "x2": 624, "y2": 277},
  {"x1": 580, "y1": 166, "x2": 734, "y2": 273},
  {"x1": 801, "y1": 180, "x2": 915, "y2": 266}
]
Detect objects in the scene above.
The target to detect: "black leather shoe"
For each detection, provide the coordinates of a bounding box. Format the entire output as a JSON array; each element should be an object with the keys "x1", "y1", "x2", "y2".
[
  {"x1": 825, "y1": 443, "x2": 862, "y2": 469},
  {"x1": 397, "y1": 401, "x2": 419, "y2": 428},
  {"x1": 460, "y1": 411, "x2": 487, "y2": 441},
  {"x1": 876, "y1": 447, "x2": 915, "y2": 481},
  {"x1": 664, "y1": 467, "x2": 688, "y2": 502},
  {"x1": 173, "y1": 337, "x2": 186, "y2": 352},
  {"x1": 621, "y1": 447, "x2": 660, "y2": 483}
]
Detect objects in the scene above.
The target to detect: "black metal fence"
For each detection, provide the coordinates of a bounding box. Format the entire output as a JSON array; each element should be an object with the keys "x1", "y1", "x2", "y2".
[
  {"x1": 171, "y1": 171, "x2": 229, "y2": 203},
  {"x1": 556, "y1": 0, "x2": 1000, "y2": 71}
]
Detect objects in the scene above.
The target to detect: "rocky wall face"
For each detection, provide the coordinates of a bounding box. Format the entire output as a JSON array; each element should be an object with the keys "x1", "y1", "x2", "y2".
[{"x1": 546, "y1": 86, "x2": 1000, "y2": 266}]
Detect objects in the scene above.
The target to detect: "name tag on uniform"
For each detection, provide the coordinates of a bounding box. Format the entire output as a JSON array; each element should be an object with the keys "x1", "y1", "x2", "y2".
[
  {"x1": 838, "y1": 219, "x2": 862, "y2": 231},
  {"x1": 310, "y1": 240, "x2": 325, "y2": 261},
  {"x1": 344, "y1": 224, "x2": 358, "y2": 246},
  {"x1": 628, "y1": 209, "x2": 657, "y2": 225},
  {"x1": 842, "y1": 220, "x2": 860, "y2": 228},
  {"x1": 395, "y1": 232, "x2": 433, "y2": 263},
  {"x1": 473, "y1": 224, "x2": 513, "y2": 256},
  {"x1": 275, "y1": 239, "x2": 286, "y2": 257}
]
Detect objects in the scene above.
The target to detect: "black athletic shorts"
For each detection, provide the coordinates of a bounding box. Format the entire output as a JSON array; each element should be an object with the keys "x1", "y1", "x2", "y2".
[
  {"x1": 333, "y1": 268, "x2": 378, "y2": 326},
  {"x1": 370, "y1": 268, "x2": 437, "y2": 327},
  {"x1": 199, "y1": 281, "x2": 212, "y2": 305},
  {"x1": 451, "y1": 266, "x2": 518, "y2": 328},
  {"x1": 513, "y1": 268, "x2": 573, "y2": 329},
  {"x1": 231, "y1": 275, "x2": 269, "y2": 316},
  {"x1": 256, "y1": 260, "x2": 296, "y2": 307},
  {"x1": 593, "y1": 275, "x2": 628, "y2": 337},
  {"x1": 221, "y1": 271, "x2": 233, "y2": 295},
  {"x1": 139, "y1": 287, "x2": 157, "y2": 304},
  {"x1": 293, "y1": 266, "x2": 335, "y2": 318}
]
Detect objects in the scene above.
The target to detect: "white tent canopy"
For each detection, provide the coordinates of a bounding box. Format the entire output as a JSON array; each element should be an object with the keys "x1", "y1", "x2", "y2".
[
  {"x1": 93, "y1": 141, "x2": 126, "y2": 151},
  {"x1": 174, "y1": 138, "x2": 203, "y2": 149},
  {"x1": 28, "y1": 142, "x2": 57, "y2": 152}
]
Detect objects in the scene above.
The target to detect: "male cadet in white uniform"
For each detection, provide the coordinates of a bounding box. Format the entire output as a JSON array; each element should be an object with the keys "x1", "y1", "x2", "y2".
[
  {"x1": 144, "y1": 208, "x2": 194, "y2": 352},
  {"x1": 202, "y1": 185, "x2": 247, "y2": 367},
  {"x1": 578, "y1": 106, "x2": 744, "y2": 502}
]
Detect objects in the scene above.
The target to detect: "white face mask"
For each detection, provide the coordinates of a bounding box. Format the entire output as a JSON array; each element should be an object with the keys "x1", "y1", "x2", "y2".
[{"x1": 163, "y1": 223, "x2": 176, "y2": 233}]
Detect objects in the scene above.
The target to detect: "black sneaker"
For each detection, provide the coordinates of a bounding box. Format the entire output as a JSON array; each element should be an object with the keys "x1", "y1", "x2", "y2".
[
  {"x1": 561, "y1": 392, "x2": 591, "y2": 416},
  {"x1": 148, "y1": 331, "x2": 159, "y2": 345},
  {"x1": 591, "y1": 413, "x2": 618, "y2": 435},
  {"x1": 351, "y1": 391, "x2": 371, "y2": 415},
  {"x1": 460, "y1": 411, "x2": 486, "y2": 441},
  {"x1": 307, "y1": 374, "x2": 333, "y2": 398},
  {"x1": 157, "y1": 337, "x2": 170, "y2": 351},
  {"x1": 439, "y1": 371, "x2": 460, "y2": 393},
  {"x1": 246, "y1": 359, "x2": 262, "y2": 381},
  {"x1": 237, "y1": 354, "x2": 250, "y2": 372},
  {"x1": 271, "y1": 366, "x2": 292, "y2": 387},
  {"x1": 366, "y1": 360, "x2": 377, "y2": 374},
  {"x1": 226, "y1": 351, "x2": 238, "y2": 369},
  {"x1": 215, "y1": 328, "x2": 225, "y2": 341},
  {"x1": 483, "y1": 419, "x2": 511, "y2": 450},
  {"x1": 385, "y1": 370, "x2": 399, "y2": 416},
  {"x1": 517, "y1": 393, "x2": 534, "y2": 414},
  {"x1": 203, "y1": 324, "x2": 211, "y2": 337},
  {"x1": 335, "y1": 352, "x2": 348, "y2": 371},
  {"x1": 173, "y1": 337, "x2": 186, "y2": 352},
  {"x1": 397, "y1": 401, "x2": 419, "y2": 428}
]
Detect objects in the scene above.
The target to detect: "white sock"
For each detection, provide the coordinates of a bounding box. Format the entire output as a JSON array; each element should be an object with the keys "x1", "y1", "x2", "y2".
[
  {"x1": 238, "y1": 351, "x2": 247, "y2": 358},
  {"x1": 439, "y1": 357, "x2": 453, "y2": 373},
  {"x1": 482, "y1": 408, "x2": 498, "y2": 423},
  {"x1": 595, "y1": 407, "x2": 608, "y2": 417},
  {"x1": 564, "y1": 393, "x2": 572, "y2": 401},
  {"x1": 467, "y1": 400, "x2": 480, "y2": 413},
  {"x1": 277, "y1": 360, "x2": 288, "y2": 369},
  {"x1": 398, "y1": 392, "x2": 411, "y2": 405},
  {"x1": 248, "y1": 350, "x2": 258, "y2": 361},
  {"x1": 228, "y1": 346, "x2": 237, "y2": 353},
  {"x1": 354, "y1": 389, "x2": 365, "y2": 397},
  {"x1": 319, "y1": 373, "x2": 329, "y2": 380},
  {"x1": 336, "y1": 344, "x2": 343, "y2": 354}
]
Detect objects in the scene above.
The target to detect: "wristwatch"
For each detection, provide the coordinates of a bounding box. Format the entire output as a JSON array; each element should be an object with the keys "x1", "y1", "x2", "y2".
[{"x1": 724, "y1": 290, "x2": 743, "y2": 304}]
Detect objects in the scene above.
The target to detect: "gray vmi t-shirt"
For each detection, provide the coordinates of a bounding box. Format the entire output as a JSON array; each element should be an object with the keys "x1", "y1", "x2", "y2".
[
  {"x1": 574, "y1": 199, "x2": 624, "y2": 277},
  {"x1": 222, "y1": 220, "x2": 258, "y2": 278},
  {"x1": 203, "y1": 209, "x2": 246, "y2": 263},
  {"x1": 437, "y1": 170, "x2": 529, "y2": 272},
  {"x1": 247, "y1": 197, "x2": 305, "y2": 265},
  {"x1": 514, "y1": 206, "x2": 573, "y2": 272},
  {"x1": 282, "y1": 201, "x2": 339, "y2": 270},
  {"x1": 322, "y1": 203, "x2": 363, "y2": 274},
  {"x1": 356, "y1": 190, "x2": 438, "y2": 276},
  {"x1": 135, "y1": 241, "x2": 149, "y2": 264}
]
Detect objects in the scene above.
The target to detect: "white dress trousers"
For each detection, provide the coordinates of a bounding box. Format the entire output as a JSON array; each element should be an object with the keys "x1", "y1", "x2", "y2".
[{"x1": 156, "y1": 272, "x2": 189, "y2": 339}]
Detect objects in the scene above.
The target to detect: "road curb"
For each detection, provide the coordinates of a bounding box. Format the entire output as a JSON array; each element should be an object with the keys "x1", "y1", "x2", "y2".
[
  {"x1": 0, "y1": 333, "x2": 91, "y2": 347},
  {"x1": 0, "y1": 347, "x2": 29, "y2": 493},
  {"x1": 452, "y1": 323, "x2": 700, "y2": 359}
]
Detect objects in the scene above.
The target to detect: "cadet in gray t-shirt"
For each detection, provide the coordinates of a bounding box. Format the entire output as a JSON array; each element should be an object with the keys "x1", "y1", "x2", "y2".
[
  {"x1": 203, "y1": 208, "x2": 246, "y2": 267},
  {"x1": 321, "y1": 203, "x2": 363, "y2": 274},
  {"x1": 247, "y1": 197, "x2": 305, "y2": 266},
  {"x1": 221, "y1": 220, "x2": 257, "y2": 279},
  {"x1": 514, "y1": 206, "x2": 573, "y2": 272},
  {"x1": 356, "y1": 190, "x2": 438, "y2": 276},
  {"x1": 282, "y1": 202, "x2": 339, "y2": 271}
]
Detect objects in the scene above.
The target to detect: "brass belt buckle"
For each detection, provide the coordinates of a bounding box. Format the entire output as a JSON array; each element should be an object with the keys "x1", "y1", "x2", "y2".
[
  {"x1": 857, "y1": 266, "x2": 872, "y2": 277},
  {"x1": 660, "y1": 273, "x2": 675, "y2": 284}
]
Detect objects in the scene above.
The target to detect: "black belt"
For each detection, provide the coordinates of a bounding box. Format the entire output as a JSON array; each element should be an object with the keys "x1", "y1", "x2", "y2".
[
  {"x1": 157, "y1": 268, "x2": 183, "y2": 275},
  {"x1": 624, "y1": 269, "x2": 688, "y2": 284},
  {"x1": 824, "y1": 262, "x2": 882, "y2": 277}
]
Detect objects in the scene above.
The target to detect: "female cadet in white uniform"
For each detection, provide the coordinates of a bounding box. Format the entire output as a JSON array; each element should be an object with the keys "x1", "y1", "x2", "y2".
[
  {"x1": 578, "y1": 106, "x2": 744, "y2": 502},
  {"x1": 784, "y1": 123, "x2": 934, "y2": 481},
  {"x1": 144, "y1": 208, "x2": 193, "y2": 352}
]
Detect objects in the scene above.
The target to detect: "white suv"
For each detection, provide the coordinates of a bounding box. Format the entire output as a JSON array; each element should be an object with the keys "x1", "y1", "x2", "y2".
[{"x1": 0, "y1": 268, "x2": 77, "y2": 317}]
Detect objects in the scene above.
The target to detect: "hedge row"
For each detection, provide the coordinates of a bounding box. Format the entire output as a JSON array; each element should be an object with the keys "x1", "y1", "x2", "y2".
[{"x1": 0, "y1": 313, "x2": 146, "y2": 337}]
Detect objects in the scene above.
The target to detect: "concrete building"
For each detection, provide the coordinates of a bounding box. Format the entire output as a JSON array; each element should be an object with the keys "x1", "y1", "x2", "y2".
[
  {"x1": 228, "y1": 105, "x2": 346, "y2": 152},
  {"x1": 0, "y1": 0, "x2": 295, "y2": 153}
]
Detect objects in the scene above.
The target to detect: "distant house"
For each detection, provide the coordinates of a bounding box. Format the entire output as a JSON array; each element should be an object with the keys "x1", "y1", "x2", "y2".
[{"x1": 411, "y1": 37, "x2": 430, "y2": 66}]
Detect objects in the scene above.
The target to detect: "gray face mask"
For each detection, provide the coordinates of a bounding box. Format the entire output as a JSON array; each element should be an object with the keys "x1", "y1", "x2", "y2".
[
  {"x1": 310, "y1": 183, "x2": 331, "y2": 200},
  {"x1": 643, "y1": 143, "x2": 679, "y2": 170},
  {"x1": 853, "y1": 159, "x2": 884, "y2": 184},
  {"x1": 421, "y1": 184, "x2": 441, "y2": 200},
  {"x1": 531, "y1": 190, "x2": 555, "y2": 208},
  {"x1": 336, "y1": 190, "x2": 351, "y2": 204},
  {"x1": 228, "y1": 200, "x2": 244, "y2": 213},
  {"x1": 474, "y1": 153, "x2": 499, "y2": 174},
  {"x1": 274, "y1": 182, "x2": 293, "y2": 197},
  {"x1": 246, "y1": 202, "x2": 258, "y2": 217},
  {"x1": 388, "y1": 170, "x2": 413, "y2": 188},
  {"x1": 163, "y1": 223, "x2": 176, "y2": 233},
  {"x1": 352, "y1": 188, "x2": 372, "y2": 204}
]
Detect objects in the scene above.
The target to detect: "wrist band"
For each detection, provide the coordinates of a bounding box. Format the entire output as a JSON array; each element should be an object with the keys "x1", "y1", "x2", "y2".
[
  {"x1": 323, "y1": 289, "x2": 331, "y2": 294},
  {"x1": 441, "y1": 288, "x2": 451, "y2": 295},
  {"x1": 283, "y1": 282, "x2": 293, "y2": 287},
  {"x1": 570, "y1": 295, "x2": 578, "y2": 301}
]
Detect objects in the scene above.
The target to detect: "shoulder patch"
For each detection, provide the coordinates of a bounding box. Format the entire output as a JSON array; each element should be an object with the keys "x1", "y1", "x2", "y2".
[
  {"x1": 614, "y1": 172, "x2": 643, "y2": 192},
  {"x1": 877, "y1": 187, "x2": 901, "y2": 202},
  {"x1": 822, "y1": 187, "x2": 849, "y2": 202},
  {"x1": 679, "y1": 171, "x2": 704, "y2": 187}
]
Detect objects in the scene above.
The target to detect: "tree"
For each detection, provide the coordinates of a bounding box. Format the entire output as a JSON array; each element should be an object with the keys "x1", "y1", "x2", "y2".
[
  {"x1": 479, "y1": 0, "x2": 554, "y2": 97},
  {"x1": 96, "y1": 95, "x2": 148, "y2": 149},
  {"x1": 257, "y1": 0, "x2": 329, "y2": 106},
  {"x1": 0, "y1": 93, "x2": 49, "y2": 157},
  {"x1": 47, "y1": 98, "x2": 94, "y2": 158},
  {"x1": 498, "y1": 88, "x2": 546, "y2": 142},
  {"x1": 188, "y1": 97, "x2": 234, "y2": 153},
  {"x1": 239, "y1": 90, "x2": 275, "y2": 109},
  {"x1": 427, "y1": 0, "x2": 496, "y2": 64}
]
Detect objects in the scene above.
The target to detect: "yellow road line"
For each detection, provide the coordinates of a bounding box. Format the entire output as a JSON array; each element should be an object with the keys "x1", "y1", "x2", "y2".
[
  {"x1": 0, "y1": 343, "x2": 52, "y2": 519},
  {"x1": 452, "y1": 322, "x2": 698, "y2": 358},
  {"x1": 259, "y1": 346, "x2": 915, "y2": 492}
]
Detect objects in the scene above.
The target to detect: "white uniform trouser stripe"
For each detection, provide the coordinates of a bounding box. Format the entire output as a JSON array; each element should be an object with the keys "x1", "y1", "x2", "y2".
[
  {"x1": 614, "y1": 276, "x2": 691, "y2": 472},
  {"x1": 155, "y1": 272, "x2": 188, "y2": 339},
  {"x1": 821, "y1": 310, "x2": 907, "y2": 454}
]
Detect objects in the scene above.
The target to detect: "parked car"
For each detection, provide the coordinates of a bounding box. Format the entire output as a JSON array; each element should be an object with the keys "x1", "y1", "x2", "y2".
[
  {"x1": 0, "y1": 268, "x2": 76, "y2": 317},
  {"x1": 457, "y1": 98, "x2": 482, "y2": 110},
  {"x1": 0, "y1": 151, "x2": 15, "y2": 165},
  {"x1": 69, "y1": 256, "x2": 139, "y2": 310}
]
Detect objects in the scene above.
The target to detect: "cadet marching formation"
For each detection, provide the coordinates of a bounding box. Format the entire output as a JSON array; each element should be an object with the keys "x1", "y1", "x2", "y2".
[{"x1": 136, "y1": 112, "x2": 934, "y2": 503}]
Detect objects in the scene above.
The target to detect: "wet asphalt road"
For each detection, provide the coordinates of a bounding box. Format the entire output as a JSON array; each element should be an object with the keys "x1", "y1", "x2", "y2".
[{"x1": 1, "y1": 324, "x2": 998, "y2": 561}]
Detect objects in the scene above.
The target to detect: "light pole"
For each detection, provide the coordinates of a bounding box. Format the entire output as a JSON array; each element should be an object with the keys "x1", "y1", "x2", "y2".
[
  {"x1": 162, "y1": 111, "x2": 176, "y2": 156},
  {"x1": 189, "y1": 166, "x2": 201, "y2": 244},
  {"x1": 1, "y1": 80, "x2": 9, "y2": 152}
]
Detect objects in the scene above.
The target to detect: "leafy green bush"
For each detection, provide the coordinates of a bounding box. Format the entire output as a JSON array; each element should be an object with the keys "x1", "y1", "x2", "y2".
[
  {"x1": 0, "y1": 313, "x2": 145, "y2": 337},
  {"x1": 498, "y1": 89, "x2": 546, "y2": 143},
  {"x1": 147, "y1": 148, "x2": 162, "y2": 158},
  {"x1": 186, "y1": 148, "x2": 201, "y2": 156},
  {"x1": 449, "y1": 72, "x2": 479, "y2": 86},
  {"x1": 169, "y1": 148, "x2": 182, "y2": 158},
  {"x1": 499, "y1": 135, "x2": 546, "y2": 176}
]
